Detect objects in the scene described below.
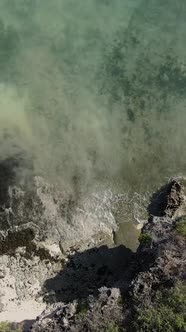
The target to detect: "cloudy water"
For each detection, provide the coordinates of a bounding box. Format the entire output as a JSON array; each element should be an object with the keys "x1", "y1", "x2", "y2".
[{"x1": 0, "y1": 0, "x2": 186, "y2": 249}]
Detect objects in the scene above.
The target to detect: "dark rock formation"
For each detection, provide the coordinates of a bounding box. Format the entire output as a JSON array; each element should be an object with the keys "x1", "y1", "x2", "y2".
[
  {"x1": 148, "y1": 178, "x2": 184, "y2": 217},
  {"x1": 31, "y1": 287, "x2": 123, "y2": 332}
]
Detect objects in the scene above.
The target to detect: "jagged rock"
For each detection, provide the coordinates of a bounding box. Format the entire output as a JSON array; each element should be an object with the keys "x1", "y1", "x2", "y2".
[
  {"x1": 31, "y1": 287, "x2": 123, "y2": 332},
  {"x1": 0, "y1": 156, "x2": 185, "y2": 330},
  {"x1": 130, "y1": 179, "x2": 186, "y2": 307},
  {"x1": 0, "y1": 157, "x2": 118, "y2": 319},
  {"x1": 0, "y1": 223, "x2": 38, "y2": 255},
  {"x1": 31, "y1": 177, "x2": 186, "y2": 332},
  {"x1": 148, "y1": 178, "x2": 185, "y2": 218}
]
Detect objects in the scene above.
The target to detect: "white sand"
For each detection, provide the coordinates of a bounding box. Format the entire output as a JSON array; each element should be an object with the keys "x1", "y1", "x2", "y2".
[{"x1": 0, "y1": 300, "x2": 45, "y2": 323}]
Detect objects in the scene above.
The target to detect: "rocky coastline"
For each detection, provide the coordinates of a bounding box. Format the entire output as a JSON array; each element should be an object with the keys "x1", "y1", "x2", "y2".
[{"x1": 0, "y1": 160, "x2": 185, "y2": 331}]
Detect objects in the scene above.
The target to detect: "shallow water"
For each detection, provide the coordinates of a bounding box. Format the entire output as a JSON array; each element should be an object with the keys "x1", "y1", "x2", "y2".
[{"x1": 0, "y1": 0, "x2": 186, "y2": 249}]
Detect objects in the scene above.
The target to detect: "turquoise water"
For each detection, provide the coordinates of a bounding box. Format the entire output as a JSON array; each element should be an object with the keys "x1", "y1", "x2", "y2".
[{"x1": 0, "y1": 1, "x2": 186, "y2": 248}]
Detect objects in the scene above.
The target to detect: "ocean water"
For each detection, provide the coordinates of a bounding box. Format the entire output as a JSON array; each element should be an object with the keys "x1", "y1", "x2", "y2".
[{"x1": 0, "y1": 0, "x2": 186, "y2": 249}]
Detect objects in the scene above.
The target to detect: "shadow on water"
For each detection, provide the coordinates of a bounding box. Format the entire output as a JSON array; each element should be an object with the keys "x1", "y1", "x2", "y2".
[{"x1": 42, "y1": 244, "x2": 134, "y2": 304}]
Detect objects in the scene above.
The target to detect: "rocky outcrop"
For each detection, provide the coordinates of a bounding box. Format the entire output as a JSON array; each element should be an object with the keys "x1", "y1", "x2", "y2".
[
  {"x1": 31, "y1": 178, "x2": 186, "y2": 332},
  {"x1": 0, "y1": 157, "x2": 118, "y2": 320},
  {"x1": 148, "y1": 177, "x2": 185, "y2": 218},
  {"x1": 31, "y1": 288, "x2": 123, "y2": 332},
  {"x1": 132, "y1": 215, "x2": 186, "y2": 305},
  {"x1": 0, "y1": 157, "x2": 185, "y2": 331}
]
